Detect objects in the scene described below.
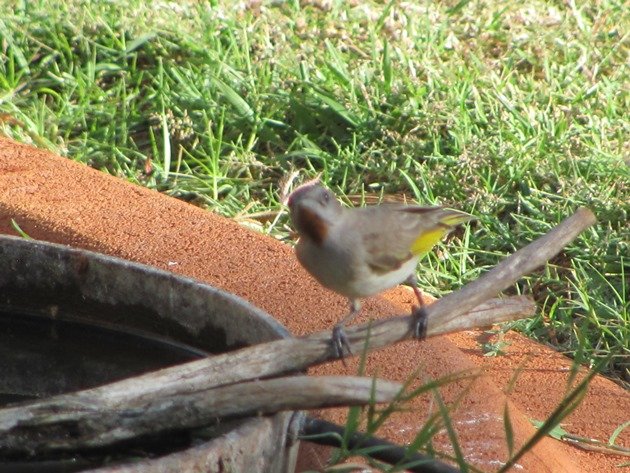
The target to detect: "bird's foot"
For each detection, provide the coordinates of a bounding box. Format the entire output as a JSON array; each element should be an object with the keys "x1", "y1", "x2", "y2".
[
  {"x1": 412, "y1": 305, "x2": 428, "y2": 340},
  {"x1": 332, "y1": 324, "x2": 352, "y2": 359}
]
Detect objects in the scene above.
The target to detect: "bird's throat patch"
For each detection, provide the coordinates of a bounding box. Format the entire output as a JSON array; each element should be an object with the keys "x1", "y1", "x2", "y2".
[{"x1": 297, "y1": 207, "x2": 328, "y2": 245}]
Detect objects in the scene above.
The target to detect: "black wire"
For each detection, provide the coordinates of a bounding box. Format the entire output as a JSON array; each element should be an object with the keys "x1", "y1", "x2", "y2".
[{"x1": 300, "y1": 417, "x2": 461, "y2": 473}]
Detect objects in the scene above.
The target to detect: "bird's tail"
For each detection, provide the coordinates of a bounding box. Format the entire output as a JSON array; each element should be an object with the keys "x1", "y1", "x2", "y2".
[
  {"x1": 410, "y1": 208, "x2": 474, "y2": 256},
  {"x1": 439, "y1": 208, "x2": 475, "y2": 227}
]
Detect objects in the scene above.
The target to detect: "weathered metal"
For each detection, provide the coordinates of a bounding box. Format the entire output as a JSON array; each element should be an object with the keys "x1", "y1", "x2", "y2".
[{"x1": 0, "y1": 234, "x2": 297, "y2": 472}]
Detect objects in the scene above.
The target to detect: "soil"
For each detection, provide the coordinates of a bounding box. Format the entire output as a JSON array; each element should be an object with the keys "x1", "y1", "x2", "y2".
[{"x1": 1, "y1": 136, "x2": 628, "y2": 472}]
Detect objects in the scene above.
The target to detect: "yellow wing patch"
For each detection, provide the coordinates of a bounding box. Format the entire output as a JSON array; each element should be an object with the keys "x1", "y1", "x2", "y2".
[
  {"x1": 410, "y1": 211, "x2": 472, "y2": 256},
  {"x1": 410, "y1": 228, "x2": 448, "y2": 256}
]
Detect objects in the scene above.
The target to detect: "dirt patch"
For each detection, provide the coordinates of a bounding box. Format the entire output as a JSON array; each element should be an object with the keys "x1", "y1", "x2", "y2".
[{"x1": 1, "y1": 137, "x2": 628, "y2": 472}]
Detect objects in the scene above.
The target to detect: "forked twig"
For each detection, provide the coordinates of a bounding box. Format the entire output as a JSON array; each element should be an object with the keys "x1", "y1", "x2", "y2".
[{"x1": 0, "y1": 208, "x2": 596, "y2": 454}]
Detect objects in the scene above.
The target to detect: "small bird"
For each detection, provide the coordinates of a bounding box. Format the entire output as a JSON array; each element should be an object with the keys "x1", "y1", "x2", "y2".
[{"x1": 286, "y1": 179, "x2": 474, "y2": 358}]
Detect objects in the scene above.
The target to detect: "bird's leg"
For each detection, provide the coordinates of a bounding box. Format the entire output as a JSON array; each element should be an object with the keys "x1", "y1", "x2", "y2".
[
  {"x1": 406, "y1": 275, "x2": 428, "y2": 340},
  {"x1": 332, "y1": 299, "x2": 360, "y2": 358}
]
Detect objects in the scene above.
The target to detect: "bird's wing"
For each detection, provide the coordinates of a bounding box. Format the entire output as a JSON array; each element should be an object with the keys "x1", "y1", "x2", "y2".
[{"x1": 350, "y1": 205, "x2": 473, "y2": 273}]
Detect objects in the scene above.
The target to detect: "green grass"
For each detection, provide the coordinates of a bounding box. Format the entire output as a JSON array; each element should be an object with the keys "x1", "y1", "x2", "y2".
[{"x1": 1, "y1": 0, "x2": 627, "y2": 383}]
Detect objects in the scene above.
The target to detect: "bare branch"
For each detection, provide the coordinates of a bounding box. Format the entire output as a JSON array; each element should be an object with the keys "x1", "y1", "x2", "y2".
[
  {"x1": 0, "y1": 208, "x2": 596, "y2": 455},
  {"x1": 0, "y1": 376, "x2": 402, "y2": 453},
  {"x1": 427, "y1": 207, "x2": 597, "y2": 332}
]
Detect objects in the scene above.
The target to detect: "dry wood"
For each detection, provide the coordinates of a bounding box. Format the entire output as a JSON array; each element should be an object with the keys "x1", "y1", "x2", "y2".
[
  {"x1": 0, "y1": 207, "x2": 596, "y2": 454},
  {"x1": 0, "y1": 376, "x2": 402, "y2": 453}
]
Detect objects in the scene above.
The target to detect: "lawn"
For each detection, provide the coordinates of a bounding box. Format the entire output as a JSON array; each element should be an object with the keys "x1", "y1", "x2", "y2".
[{"x1": 1, "y1": 0, "x2": 628, "y2": 383}]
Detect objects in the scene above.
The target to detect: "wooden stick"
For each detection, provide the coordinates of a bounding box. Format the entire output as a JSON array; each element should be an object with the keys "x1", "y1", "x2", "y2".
[
  {"x1": 0, "y1": 376, "x2": 402, "y2": 453},
  {"x1": 0, "y1": 207, "x2": 596, "y2": 454},
  {"x1": 90, "y1": 208, "x2": 593, "y2": 406},
  {"x1": 0, "y1": 297, "x2": 534, "y2": 420},
  {"x1": 0, "y1": 297, "x2": 534, "y2": 456},
  {"x1": 427, "y1": 207, "x2": 596, "y2": 332}
]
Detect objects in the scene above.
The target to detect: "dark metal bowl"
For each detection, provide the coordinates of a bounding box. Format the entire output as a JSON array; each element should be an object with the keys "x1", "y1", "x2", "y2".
[{"x1": 0, "y1": 235, "x2": 296, "y2": 472}]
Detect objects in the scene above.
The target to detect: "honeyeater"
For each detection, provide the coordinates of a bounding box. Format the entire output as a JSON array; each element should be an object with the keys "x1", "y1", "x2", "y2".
[{"x1": 286, "y1": 179, "x2": 474, "y2": 357}]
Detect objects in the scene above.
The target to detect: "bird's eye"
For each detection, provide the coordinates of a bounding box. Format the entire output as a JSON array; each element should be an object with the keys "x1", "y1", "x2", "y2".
[{"x1": 320, "y1": 191, "x2": 330, "y2": 205}]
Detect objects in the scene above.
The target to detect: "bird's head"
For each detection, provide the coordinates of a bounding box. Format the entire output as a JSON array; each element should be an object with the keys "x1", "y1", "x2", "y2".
[{"x1": 285, "y1": 179, "x2": 342, "y2": 244}]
